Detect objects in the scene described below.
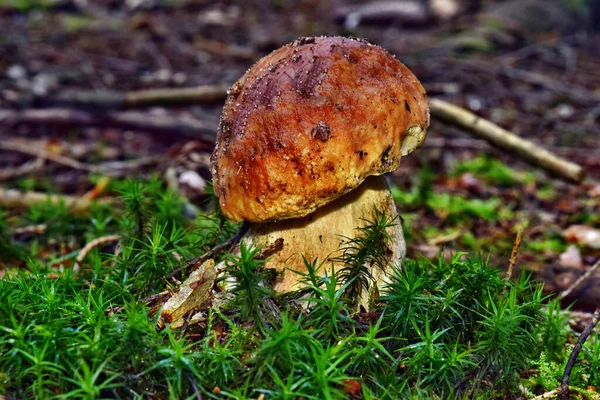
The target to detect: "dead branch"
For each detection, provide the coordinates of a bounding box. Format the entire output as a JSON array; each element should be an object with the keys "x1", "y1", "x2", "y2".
[
  {"x1": 0, "y1": 158, "x2": 45, "y2": 181},
  {"x1": 73, "y1": 234, "x2": 121, "y2": 272},
  {"x1": 422, "y1": 137, "x2": 600, "y2": 164},
  {"x1": 559, "y1": 306, "x2": 600, "y2": 398},
  {"x1": 0, "y1": 141, "x2": 164, "y2": 177},
  {"x1": 11, "y1": 224, "x2": 47, "y2": 236},
  {"x1": 440, "y1": 58, "x2": 600, "y2": 106},
  {"x1": 24, "y1": 84, "x2": 230, "y2": 110},
  {"x1": 0, "y1": 108, "x2": 216, "y2": 141},
  {"x1": 0, "y1": 141, "x2": 104, "y2": 173},
  {"x1": 1, "y1": 90, "x2": 586, "y2": 183},
  {"x1": 194, "y1": 39, "x2": 257, "y2": 60},
  {"x1": 560, "y1": 259, "x2": 600, "y2": 300},
  {"x1": 529, "y1": 389, "x2": 559, "y2": 400},
  {"x1": 0, "y1": 187, "x2": 116, "y2": 216},
  {"x1": 429, "y1": 98, "x2": 585, "y2": 183}
]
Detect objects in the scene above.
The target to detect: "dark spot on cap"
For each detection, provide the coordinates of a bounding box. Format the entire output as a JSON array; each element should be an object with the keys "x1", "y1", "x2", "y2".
[
  {"x1": 228, "y1": 81, "x2": 243, "y2": 98},
  {"x1": 404, "y1": 100, "x2": 411, "y2": 113},
  {"x1": 381, "y1": 145, "x2": 393, "y2": 168},
  {"x1": 293, "y1": 37, "x2": 316, "y2": 46},
  {"x1": 356, "y1": 150, "x2": 364, "y2": 159},
  {"x1": 311, "y1": 121, "x2": 330, "y2": 142}
]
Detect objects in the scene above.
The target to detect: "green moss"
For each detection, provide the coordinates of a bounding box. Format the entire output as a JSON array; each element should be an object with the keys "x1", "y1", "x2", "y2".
[
  {"x1": 0, "y1": 178, "x2": 591, "y2": 398},
  {"x1": 453, "y1": 155, "x2": 532, "y2": 187}
]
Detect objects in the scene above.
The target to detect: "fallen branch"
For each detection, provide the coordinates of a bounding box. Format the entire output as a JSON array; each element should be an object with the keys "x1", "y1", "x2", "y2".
[
  {"x1": 0, "y1": 141, "x2": 163, "y2": 177},
  {"x1": 0, "y1": 187, "x2": 116, "y2": 216},
  {"x1": 11, "y1": 224, "x2": 47, "y2": 236},
  {"x1": 2, "y1": 89, "x2": 585, "y2": 182},
  {"x1": 560, "y1": 259, "x2": 600, "y2": 300},
  {"x1": 0, "y1": 158, "x2": 45, "y2": 181},
  {"x1": 73, "y1": 234, "x2": 121, "y2": 272},
  {"x1": 429, "y1": 98, "x2": 585, "y2": 182},
  {"x1": 422, "y1": 137, "x2": 600, "y2": 164},
  {"x1": 436, "y1": 58, "x2": 600, "y2": 106},
  {"x1": 559, "y1": 306, "x2": 600, "y2": 398},
  {"x1": 530, "y1": 389, "x2": 559, "y2": 400},
  {"x1": 23, "y1": 84, "x2": 230, "y2": 110},
  {"x1": 0, "y1": 108, "x2": 216, "y2": 141},
  {"x1": 0, "y1": 141, "x2": 105, "y2": 174}
]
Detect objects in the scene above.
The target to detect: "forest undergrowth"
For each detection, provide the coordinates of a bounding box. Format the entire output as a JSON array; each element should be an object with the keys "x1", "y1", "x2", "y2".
[{"x1": 0, "y1": 178, "x2": 598, "y2": 399}]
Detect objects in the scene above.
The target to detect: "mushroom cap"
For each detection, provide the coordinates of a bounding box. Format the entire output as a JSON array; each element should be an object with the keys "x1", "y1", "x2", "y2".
[{"x1": 212, "y1": 36, "x2": 429, "y2": 222}]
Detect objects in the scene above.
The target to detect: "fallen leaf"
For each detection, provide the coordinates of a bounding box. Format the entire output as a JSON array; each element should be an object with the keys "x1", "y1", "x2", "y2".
[
  {"x1": 564, "y1": 225, "x2": 600, "y2": 249},
  {"x1": 342, "y1": 379, "x2": 362, "y2": 397},
  {"x1": 558, "y1": 245, "x2": 583, "y2": 268},
  {"x1": 157, "y1": 259, "x2": 217, "y2": 330}
]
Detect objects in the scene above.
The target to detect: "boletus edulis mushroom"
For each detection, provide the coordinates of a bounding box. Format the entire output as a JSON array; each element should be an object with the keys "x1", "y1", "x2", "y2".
[{"x1": 211, "y1": 36, "x2": 429, "y2": 307}]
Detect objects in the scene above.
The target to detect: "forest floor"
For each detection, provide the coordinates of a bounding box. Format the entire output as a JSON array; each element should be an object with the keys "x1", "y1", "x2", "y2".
[
  {"x1": 0, "y1": 1, "x2": 599, "y2": 398},
  {"x1": 1, "y1": 0, "x2": 598, "y2": 308}
]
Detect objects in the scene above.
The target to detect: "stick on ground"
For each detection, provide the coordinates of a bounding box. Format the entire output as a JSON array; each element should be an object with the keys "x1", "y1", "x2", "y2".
[
  {"x1": 0, "y1": 108, "x2": 216, "y2": 141},
  {"x1": 3, "y1": 88, "x2": 585, "y2": 182},
  {"x1": 560, "y1": 259, "x2": 600, "y2": 300},
  {"x1": 22, "y1": 84, "x2": 230, "y2": 110},
  {"x1": 429, "y1": 98, "x2": 585, "y2": 183},
  {"x1": 0, "y1": 187, "x2": 115, "y2": 216},
  {"x1": 73, "y1": 234, "x2": 121, "y2": 272},
  {"x1": 559, "y1": 306, "x2": 600, "y2": 399}
]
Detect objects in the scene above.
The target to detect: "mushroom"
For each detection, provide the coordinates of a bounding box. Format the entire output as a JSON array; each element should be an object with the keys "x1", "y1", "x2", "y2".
[{"x1": 211, "y1": 36, "x2": 429, "y2": 307}]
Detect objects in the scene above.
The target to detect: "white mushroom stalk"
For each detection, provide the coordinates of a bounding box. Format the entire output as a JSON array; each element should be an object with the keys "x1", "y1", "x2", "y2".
[
  {"x1": 242, "y1": 174, "x2": 404, "y2": 306},
  {"x1": 210, "y1": 36, "x2": 429, "y2": 309}
]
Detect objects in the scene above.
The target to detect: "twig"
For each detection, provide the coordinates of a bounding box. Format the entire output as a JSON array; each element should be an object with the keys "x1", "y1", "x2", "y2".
[
  {"x1": 0, "y1": 158, "x2": 45, "y2": 180},
  {"x1": 0, "y1": 141, "x2": 104, "y2": 173},
  {"x1": 186, "y1": 372, "x2": 203, "y2": 400},
  {"x1": 559, "y1": 306, "x2": 600, "y2": 399},
  {"x1": 422, "y1": 137, "x2": 600, "y2": 164},
  {"x1": 166, "y1": 222, "x2": 249, "y2": 280},
  {"x1": 530, "y1": 388, "x2": 559, "y2": 400},
  {"x1": 506, "y1": 229, "x2": 523, "y2": 282},
  {"x1": 0, "y1": 187, "x2": 116, "y2": 216},
  {"x1": 560, "y1": 259, "x2": 600, "y2": 300},
  {"x1": 24, "y1": 84, "x2": 230, "y2": 110},
  {"x1": 195, "y1": 38, "x2": 257, "y2": 60},
  {"x1": 107, "y1": 290, "x2": 170, "y2": 315},
  {"x1": 440, "y1": 58, "x2": 600, "y2": 106},
  {"x1": 11, "y1": 224, "x2": 47, "y2": 236},
  {"x1": 429, "y1": 98, "x2": 585, "y2": 183},
  {"x1": 73, "y1": 234, "x2": 121, "y2": 272},
  {"x1": 0, "y1": 108, "x2": 216, "y2": 141},
  {"x1": 0, "y1": 141, "x2": 164, "y2": 177}
]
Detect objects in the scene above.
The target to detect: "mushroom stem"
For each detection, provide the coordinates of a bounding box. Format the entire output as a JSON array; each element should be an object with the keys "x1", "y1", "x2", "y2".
[{"x1": 242, "y1": 175, "x2": 405, "y2": 308}]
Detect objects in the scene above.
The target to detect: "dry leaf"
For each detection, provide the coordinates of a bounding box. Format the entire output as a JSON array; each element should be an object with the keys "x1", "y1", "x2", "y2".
[
  {"x1": 157, "y1": 259, "x2": 216, "y2": 330},
  {"x1": 564, "y1": 225, "x2": 600, "y2": 249},
  {"x1": 558, "y1": 245, "x2": 583, "y2": 268}
]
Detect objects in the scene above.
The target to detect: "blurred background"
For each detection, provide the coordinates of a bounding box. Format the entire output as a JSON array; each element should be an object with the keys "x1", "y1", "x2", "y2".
[{"x1": 0, "y1": 0, "x2": 598, "y2": 309}]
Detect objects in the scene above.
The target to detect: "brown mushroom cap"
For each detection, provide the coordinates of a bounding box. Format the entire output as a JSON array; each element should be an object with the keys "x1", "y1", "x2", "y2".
[{"x1": 211, "y1": 36, "x2": 429, "y2": 222}]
